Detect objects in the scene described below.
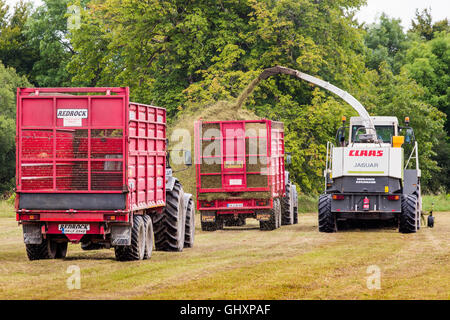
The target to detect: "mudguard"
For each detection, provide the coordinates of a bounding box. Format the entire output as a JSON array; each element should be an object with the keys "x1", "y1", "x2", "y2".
[{"x1": 22, "y1": 224, "x2": 42, "y2": 244}]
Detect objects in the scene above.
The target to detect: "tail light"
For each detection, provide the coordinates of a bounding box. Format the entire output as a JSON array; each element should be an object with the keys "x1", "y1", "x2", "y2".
[
  {"x1": 387, "y1": 195, "x2": 400, "y2": 201},
  {"x1": 332, "y1": 194, "x2": 345, "y2": 200},
  {"x1": 201, "y1": 201, "x2": 215, "y2": 208},
  {"x1": 363, "y1": 197, "x2": 370, "y2": 210},
  {"x1": 256, "y1": 200, "x2": 267, "y2": 206}
]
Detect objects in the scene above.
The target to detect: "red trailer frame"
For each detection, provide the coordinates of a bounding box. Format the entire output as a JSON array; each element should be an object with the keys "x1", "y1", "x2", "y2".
[
  {"x1": 194, "y1": 119, "x2": 285, "y2": 217},
  {"x1": 16, "y1": 87, "x2": 166, "y2": 243}
]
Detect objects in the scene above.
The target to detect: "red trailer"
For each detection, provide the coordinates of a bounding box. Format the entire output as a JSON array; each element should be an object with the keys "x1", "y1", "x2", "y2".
[
  {"x1": 195, "y1": 119, "x2": 294, "y2": 231},
  {"x1": 16, "y1": 87, "x2": 194, "y2": 261}
]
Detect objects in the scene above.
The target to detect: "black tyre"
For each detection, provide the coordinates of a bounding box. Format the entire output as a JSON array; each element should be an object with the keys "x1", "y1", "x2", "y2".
[
  {"x1": 318, "y1": 194, "x2": 336, "y2": 233},
  {"x1": 260, "y1": 199, "x2": 281, "y2": 231},
  {"x1": 427, "y1": 215, "x2": 434, "y2": 228},
  {"x1": 224, "y1": 217, "x2": 246, "y2": 227},
  {"x1": 25, "y1": 237, "x2": 57, "y2": 260},
  {"x1": 399, "y1": 194, "x2": 418, "y2": 234},
  {"x1": 55, "y1": 242, "x2": 68, "y2": 259},
  {"x1": 184, "y1": 198, "x2": 195, "y2": 248},
  {"x1": 201, "y1": 221, "x2": 217, "y2": 231},
  {"x1": 143, "y1": 215, "x2": 154, "y2": 259},
  {"x1": 293, "y1": 206, "x2": 298, "y2": 224},
  {"x1": 153, "y1": 181, "x2": 185, "y2": 251},
  {"x1": 281, "y1": 182, "x2": 293, "y2": 225},
  {"x1": 115, "y1": 215, "x2": 146, "y2": 261},
  {"x1": 81, "y1": 241, "x2": 105, "y2": 251}
]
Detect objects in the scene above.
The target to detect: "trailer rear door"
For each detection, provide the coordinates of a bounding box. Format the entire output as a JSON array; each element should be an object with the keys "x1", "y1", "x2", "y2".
[{"x1": 222, "y1": 122, "x2": 246, "y2": 190}]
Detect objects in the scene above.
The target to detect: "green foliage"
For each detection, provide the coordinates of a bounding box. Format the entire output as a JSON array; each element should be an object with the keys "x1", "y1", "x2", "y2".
[
  {"x1": 24, "y1": 0, "x2": 81, "y2": 86},
  {"x1": 364, "y1": 13, "x2": 409, "y2": 73},
  {"x1": 0, "y1": 61, "x2": 31, "y2": 193},
  {"x1": 403, "y1": 32, "x2": 450, "y2": 131},
  {"x1": 0, "y1": 0, "x2": 39, "y2": 81}
]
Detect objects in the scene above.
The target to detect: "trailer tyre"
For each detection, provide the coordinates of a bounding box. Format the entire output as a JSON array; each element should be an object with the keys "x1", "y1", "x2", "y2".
[
  {"x1": 143, "y1": 215, "x2": 154, "y2": 259},
  {"x1": 154, "y1": 181, "x2": 186, "y2": 251},
  {"x1": 399, "y1": 194, "x2": 418, "y2": 234},
  {"x1": 201, "y1": 221, "x2": 217, "y2": 231},
  {"x1": 115, "y1": 215, "x2": 146, "y2": 261},
  {"x1": 318, "y1": 194, "x2": 336, "y2": 233},
  {"x1": 25, "y1": 237, "x2": 57, "y2": 260},
  {"x1": 260, "y1": 198, "x2": 281, "y2": 231},
  {"x1": 281, "y1": 182, "x2": 294, "y2": 225},
  {"x1": 224, "y1": 217, "x2": 246, "y2": 227},
  {"x1": 55, "y1": 242, "x2": 68, "y2": 259},
  {"x1": 184, "y1": 198, "x2": 195, "y2": 248}
]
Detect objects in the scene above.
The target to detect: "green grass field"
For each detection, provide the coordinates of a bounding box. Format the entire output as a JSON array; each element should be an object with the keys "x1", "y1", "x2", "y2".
[{"x1": 0, "y1": 200, "x2": 448, "y2": 300}]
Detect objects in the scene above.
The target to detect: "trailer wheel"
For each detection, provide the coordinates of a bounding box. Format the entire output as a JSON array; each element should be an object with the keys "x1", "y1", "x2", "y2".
[
  {"x1": 399, "y1": 194, "x2": 418, "y2": 234},
  {"x1": 143, "y1": 215, "x2": 154, "y2": 259},
  {"x1": 55, "y1": 242, "x2": 68, "y2": 259},
  {"x1": 318, "y1": 194, "x2": 336, "y2": 233},
  {"x1": 275, "y1": 198, "x2": 282, "y2": 229},
  {"x1": 115, "y1": 215, "x2": 146, "y2": 261},
  {"x1": 154, "y1": 181, "x2": 186, "y2": 251},
  {"x1": 224, "y1": 217, "x2": 246, "y2": 227},
  {"x1": 25, "y1": 237, "x2": 57, "y2": 260},
  {"x1": 201, "y1": 221, "x2": 217, "y2": 231},
  {"x1": 260, "y1": 199, "x2": 281, "y2": 231},
  {"x1": 184, "y1": 198, "x2": 195, "y2": 248},
  {"x1": 281, "y1": 182, "x2": 293, "y2": 225}
]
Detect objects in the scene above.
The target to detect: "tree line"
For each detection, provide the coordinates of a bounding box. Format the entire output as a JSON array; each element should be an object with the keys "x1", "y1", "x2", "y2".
[{"x1": 0, "y1": 0, "x2": 448, "y2": 194}]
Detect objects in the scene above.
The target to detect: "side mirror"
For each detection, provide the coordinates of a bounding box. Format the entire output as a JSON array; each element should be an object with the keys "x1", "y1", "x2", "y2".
[
  {"x1": 184, "y1": 150, "x2": 192, "y2": 166},
  {"x1": 286, "y1": 153, "x2": 292, "y2": 165}
]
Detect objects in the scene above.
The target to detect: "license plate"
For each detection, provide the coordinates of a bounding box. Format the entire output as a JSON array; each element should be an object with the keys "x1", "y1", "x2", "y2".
[
  {"x1": 58, "y1": 224, "x2": 90, "y2": 234},
  {"x1": 227, "y1": 203, "x2": 243, "y2": 208}
]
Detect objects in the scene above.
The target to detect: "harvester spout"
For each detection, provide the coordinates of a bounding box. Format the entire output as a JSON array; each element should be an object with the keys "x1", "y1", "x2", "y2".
[{"x1": 238, "y1": 66, "x2": 378, "y2": 141}]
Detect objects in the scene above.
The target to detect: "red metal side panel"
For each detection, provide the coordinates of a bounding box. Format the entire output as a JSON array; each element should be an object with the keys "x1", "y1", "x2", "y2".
[
  {"x1": 16, "y1": 87, "x2": 128, "y2": 195},
  {"x1": 269, "y1": 121, "x2": 285, "y2": 198},
  {"x1": 127, "y1": 103, "x2": 166, "y2": 211}
]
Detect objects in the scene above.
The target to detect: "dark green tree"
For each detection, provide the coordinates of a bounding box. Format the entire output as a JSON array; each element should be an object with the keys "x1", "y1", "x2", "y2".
[
  {"x1": 0, "y1": 61, "x2": 31, "y2": 192},
  {"x1": 0, "y1": 0, "x2": 39, "y2": 81}
]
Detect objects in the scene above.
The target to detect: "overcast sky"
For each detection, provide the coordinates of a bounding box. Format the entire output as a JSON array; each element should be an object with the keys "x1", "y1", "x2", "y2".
[{"x1": 4, "y1": 0, "x2": 450, "y2": 30}]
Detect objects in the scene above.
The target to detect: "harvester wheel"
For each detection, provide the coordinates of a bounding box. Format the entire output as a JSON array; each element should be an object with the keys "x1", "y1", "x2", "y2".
[
  {"x1": 55, "y1": 242, "x2": 68, "y2": 259},
  {"x1": 143, "y1": 215, "x2": 154, "y2": 259},
  {"x1": 281, "y1": 182, "x2": 294, "y2": 225},
  {"x1": 25, "y1": 237, "x2": 58, "y2": 260},
  {"x1": 184, "y1": 198, "x2": 195, "y2": 248},
  {"x1": 399, "y1": 194, "x2": 418, "y2": 234},
  {"x1": 115, "y1": 215, "x2": 146, "y2": 261},
  {"x1": 153, "y1": 181, "x2": 186, "y2": 251},
  {"x1": 318, "y1": 194, "x2": 336, "y2": 233}
]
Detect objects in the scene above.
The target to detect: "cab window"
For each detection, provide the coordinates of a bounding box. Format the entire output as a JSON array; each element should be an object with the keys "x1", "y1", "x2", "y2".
[{"x1": 352, "y1": 125, "x2": 394, "y2": 143}]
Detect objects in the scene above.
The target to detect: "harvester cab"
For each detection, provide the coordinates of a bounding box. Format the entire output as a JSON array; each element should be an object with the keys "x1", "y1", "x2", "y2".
[{"x1": 321, "y1": 115, "x2": 422, "y2": 233}]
